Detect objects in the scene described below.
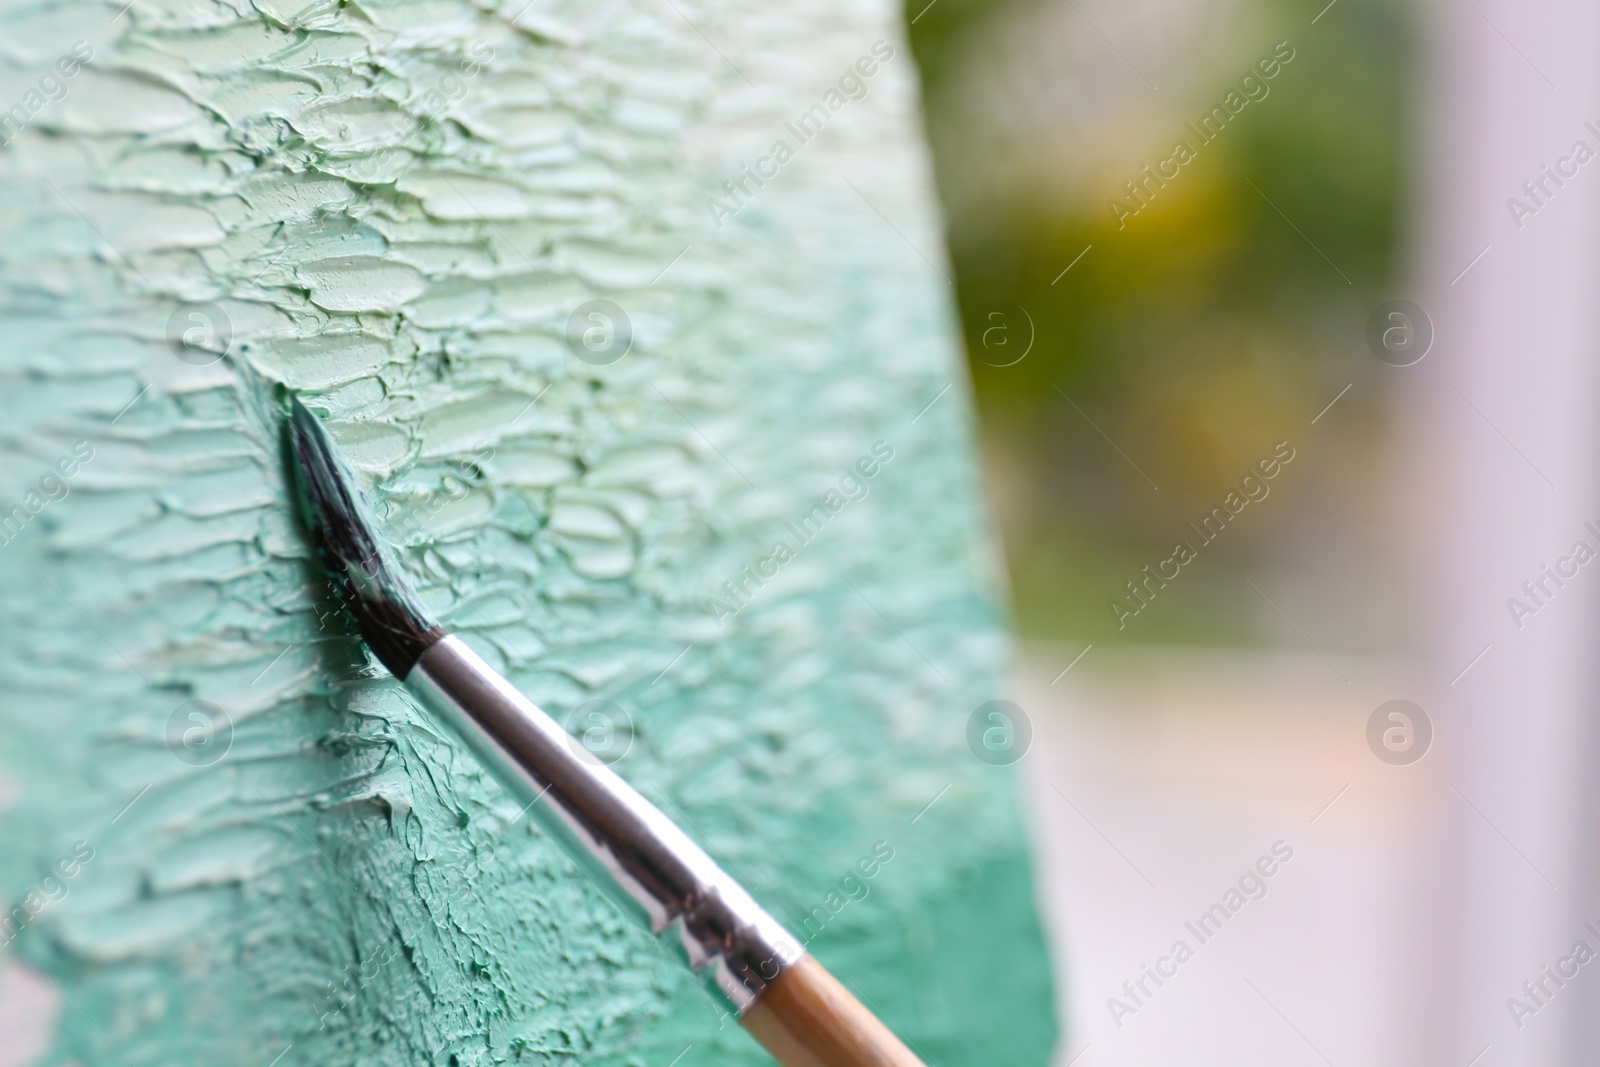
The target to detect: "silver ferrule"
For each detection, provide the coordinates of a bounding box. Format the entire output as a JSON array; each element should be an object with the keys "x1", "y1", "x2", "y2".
[{"x1": 407, "y1": 634, "x2": 803, "y2": 1012}]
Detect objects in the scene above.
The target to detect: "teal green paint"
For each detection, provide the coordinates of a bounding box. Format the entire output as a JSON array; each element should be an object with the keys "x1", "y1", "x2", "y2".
[{"x1": 0, "y1": 0, "x2": 1057, "y2": 1064}]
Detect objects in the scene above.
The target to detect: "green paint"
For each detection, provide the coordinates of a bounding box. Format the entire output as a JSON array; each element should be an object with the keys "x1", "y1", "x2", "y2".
[{"x1": 0, "y1": 0, "x2": 1057, "y2": 1064}]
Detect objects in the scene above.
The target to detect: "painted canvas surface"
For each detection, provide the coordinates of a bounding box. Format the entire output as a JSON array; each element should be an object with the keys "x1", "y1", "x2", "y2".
[{"x1": 0, "y1": 0, "x2": 1056, "y2": 1064}]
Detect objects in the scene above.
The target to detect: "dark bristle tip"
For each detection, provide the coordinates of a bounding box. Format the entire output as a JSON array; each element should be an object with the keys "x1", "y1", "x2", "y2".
[{"x1": 282, "y1": 394, "x2": 443, "y2": 678}]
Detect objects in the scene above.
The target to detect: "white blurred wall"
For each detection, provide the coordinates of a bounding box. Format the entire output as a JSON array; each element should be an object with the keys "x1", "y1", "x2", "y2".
[{"x1": 1413, "y1": 0, "x2": 1600, "y2": 1063}]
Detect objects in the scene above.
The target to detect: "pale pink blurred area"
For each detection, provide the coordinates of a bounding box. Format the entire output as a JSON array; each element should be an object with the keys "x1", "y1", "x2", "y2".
[
  {"x1": 1407, "y1": 0, "x2": 1600, "y2": 1060},
  {"x1": 1019, "y1": 648, "x2": 1442, "y2": 1065},
  {"x1": 0, "y1": 960, "x2": 62, "y2": 1067}
]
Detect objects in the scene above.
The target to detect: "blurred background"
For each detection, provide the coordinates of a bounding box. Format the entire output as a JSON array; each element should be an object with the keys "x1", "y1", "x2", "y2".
[
  {"x1": 911, "y1": 0, "x2": 1409, "y2": 649},
  {"x1": 905, "y1": 0, "x2": 1600, "y2": 1064}
]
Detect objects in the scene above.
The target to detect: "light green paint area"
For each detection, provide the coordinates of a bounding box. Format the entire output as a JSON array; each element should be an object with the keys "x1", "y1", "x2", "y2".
[{"x1": 0, "y1": 1, "x2": 1057, "y2": 1064}]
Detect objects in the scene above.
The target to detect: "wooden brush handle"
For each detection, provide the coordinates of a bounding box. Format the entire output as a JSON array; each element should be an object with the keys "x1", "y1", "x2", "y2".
[{"x1": 741, "y1": 955, "x2": 927, "y2": 1067}]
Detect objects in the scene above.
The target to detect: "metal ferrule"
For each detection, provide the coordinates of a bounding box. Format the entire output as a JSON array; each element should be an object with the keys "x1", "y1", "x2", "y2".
[{"x1": 407, "y1": 634, "x2": 803, "y2": 1013}]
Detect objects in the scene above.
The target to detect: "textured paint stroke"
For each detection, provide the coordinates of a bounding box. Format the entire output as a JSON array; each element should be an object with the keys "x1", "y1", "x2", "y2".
[{"x1": 0, "y1": 0, "x2": 1057, "y2": 1064}]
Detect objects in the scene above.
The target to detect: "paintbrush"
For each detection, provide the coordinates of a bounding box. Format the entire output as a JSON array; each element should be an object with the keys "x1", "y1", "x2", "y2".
[{"x1": 282, "y1": 395, "x2": 925, "y2": 1067}]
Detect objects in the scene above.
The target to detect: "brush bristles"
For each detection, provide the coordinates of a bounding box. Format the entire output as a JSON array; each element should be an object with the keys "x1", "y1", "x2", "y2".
[{"x1": 283, "y1": 395, "x2": 444, "y2": 679}]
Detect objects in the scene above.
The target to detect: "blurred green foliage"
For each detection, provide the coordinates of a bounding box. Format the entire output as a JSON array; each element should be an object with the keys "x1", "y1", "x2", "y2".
[{"x1": 907, "y1": 0, "x2": 1414, "y2": 646}]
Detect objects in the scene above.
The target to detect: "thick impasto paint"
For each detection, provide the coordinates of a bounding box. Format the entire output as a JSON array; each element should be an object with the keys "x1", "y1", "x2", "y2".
[{"x1": 0, "y1": 0, "x2": 1057, "y2": 1063}]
